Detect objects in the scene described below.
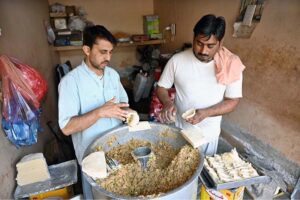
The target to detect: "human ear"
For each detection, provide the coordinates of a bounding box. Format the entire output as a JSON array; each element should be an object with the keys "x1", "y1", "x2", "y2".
[{"x1": 82, "y1": 45, "x2": 90, "y2": 56}]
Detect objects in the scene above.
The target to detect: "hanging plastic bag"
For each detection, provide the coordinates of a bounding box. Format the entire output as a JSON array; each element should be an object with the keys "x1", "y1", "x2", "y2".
[
  {"x1": 9, "y1": 56, "x2": 48, "y2": 104},
  {"x1": 0, "y1": 55, "x2": 47, "y2": 147},
  {"x1": 1, "y1": 82, "x2": 40, "y2": 147},
  {"x1": 1, "y1": 57, "x2": 39, "y2": 110}
]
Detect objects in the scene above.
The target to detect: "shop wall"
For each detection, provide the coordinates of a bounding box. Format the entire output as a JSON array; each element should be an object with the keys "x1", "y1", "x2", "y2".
[
  {"x1": 48, "y1": 0, "x2": 154, "y2": 68},
  {"x1": 154, "y1": 0, "x2": 300, "y2": 164},
  {"x1": 0, "y1": 0, "x2": 60, "y2": 198}
]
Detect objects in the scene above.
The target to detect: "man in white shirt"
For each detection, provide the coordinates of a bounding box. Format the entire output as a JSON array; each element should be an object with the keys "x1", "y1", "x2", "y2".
[{"x1": 157, "y1": 14, "x2": 244, "y2": 155}]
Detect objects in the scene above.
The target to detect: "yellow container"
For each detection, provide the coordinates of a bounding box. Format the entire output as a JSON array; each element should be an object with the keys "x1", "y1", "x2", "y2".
[
  {"x1": 29, "y1": 186, "x2": 72, "y2": 200},
  {"x1": 200, "y1": 185, "x2": 245, "y2": 200}
]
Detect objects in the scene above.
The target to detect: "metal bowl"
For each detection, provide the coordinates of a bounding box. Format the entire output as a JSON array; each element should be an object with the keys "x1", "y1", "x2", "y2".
[{"x1": 83, "y1": 122, "x2": 204, "y2": 199}]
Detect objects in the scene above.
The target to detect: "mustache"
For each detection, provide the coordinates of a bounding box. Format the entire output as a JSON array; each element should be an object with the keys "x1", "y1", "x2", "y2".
[
  {"x1": 198, "y1": 53, "x2": 209, "y2": 57},
  {"x1": 101, "y1": 60, "x2": 109, "y2": 65}
]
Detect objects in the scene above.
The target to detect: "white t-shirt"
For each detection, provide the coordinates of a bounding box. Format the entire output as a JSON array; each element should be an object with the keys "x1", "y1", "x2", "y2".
[{"x1": 157, "y1": 49, "x2": 243, "y2": 141}]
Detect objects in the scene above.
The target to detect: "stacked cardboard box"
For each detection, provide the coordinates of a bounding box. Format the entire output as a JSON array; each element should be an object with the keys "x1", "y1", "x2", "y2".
[{"x1": 143, "y1": 15, "x2": 161, "y2": 39}]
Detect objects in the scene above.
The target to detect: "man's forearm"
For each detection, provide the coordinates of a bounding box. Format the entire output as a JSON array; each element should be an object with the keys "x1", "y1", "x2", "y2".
[
  {"x1": 203, "y1": 98, "x2": 240, "y2": 117},
  {"x1": 61, "y1": 99, "x2": 129, "y2": 136},
  {"x1": 61, "y1": 108, "x2": 101, "y2": 136},
  {"x1": 157, "y1": 86, "x2": 172, "y2": 106}
]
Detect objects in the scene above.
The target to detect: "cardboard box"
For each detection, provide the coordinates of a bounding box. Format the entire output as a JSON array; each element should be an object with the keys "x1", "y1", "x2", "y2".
[
  {"x1": 200, "y1": 185, "x2": 245, "y2": 200},
  {"x1": 149, "y1": 33, "x2": 162, "y2": 39},
  {"x1": 143, "y1": 15, "x2": 160, "y2": 35}
]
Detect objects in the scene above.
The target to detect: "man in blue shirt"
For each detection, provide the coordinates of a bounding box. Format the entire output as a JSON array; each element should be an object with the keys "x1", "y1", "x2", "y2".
[{"x1": 58, "y1": 25, "x2": 130, "y2": 198}]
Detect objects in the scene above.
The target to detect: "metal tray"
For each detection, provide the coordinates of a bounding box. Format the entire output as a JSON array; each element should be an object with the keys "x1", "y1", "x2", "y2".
[
  {"x1": 202, "y1": 154, "x2": 271, "y2": 190},
  {"x1": 14, "y1": 160, "x2": 78, "y2": 199}
]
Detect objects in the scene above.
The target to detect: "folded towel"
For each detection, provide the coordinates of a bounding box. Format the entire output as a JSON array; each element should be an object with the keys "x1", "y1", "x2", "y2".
[{"x1": 214, "y1": 47, "x2": 246, "y2": 85}]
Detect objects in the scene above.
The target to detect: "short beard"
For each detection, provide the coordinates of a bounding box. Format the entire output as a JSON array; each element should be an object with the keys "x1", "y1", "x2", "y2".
[
  {"x1": 193, "y1": 51, "x2": 213, "y2": 63},
  {"x1": 91, "y1": 63, "x2": 104, "y2": 71},
  {"x1": 91, "y1": 60, "x2": 109, "y2": 71}
]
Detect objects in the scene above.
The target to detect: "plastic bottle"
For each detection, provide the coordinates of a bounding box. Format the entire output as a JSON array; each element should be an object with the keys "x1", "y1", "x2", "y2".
[{"x1": 133, "y1": 72, "x2": 148, "y2": 102}]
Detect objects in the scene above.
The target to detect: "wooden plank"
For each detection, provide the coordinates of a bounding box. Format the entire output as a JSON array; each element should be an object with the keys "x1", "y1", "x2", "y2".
[
  {"x1": 53, "y1": 46, "x2": 82, "y2": 51},
  {"x1": 117, "y1": 39, "x2": 165, "y2": 47},
  {"x1": 53, "y1": 40, "x2": 165, "y2": 51}
]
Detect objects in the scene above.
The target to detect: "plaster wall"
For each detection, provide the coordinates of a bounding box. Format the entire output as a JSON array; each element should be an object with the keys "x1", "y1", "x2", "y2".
[{"x1": 0, "y1": 0, "x2": 60, "y2": 197}]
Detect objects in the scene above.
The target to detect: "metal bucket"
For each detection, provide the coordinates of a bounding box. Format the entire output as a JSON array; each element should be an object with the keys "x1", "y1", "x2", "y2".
[{"x1": 83, "y1": 122, "x2": 204, "y2": 199}]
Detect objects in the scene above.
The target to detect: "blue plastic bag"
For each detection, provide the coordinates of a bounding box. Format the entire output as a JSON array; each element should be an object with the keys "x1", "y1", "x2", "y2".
[{"x1": 1, "y1": 82, "x2": 41, "y2": 147}]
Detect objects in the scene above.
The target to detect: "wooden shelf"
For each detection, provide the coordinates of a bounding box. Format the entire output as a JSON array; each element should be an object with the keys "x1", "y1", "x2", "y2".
[
  {"x1": 117, "y1": 39, "x2": 165, "y2": 47},
  {"x1": 53, "y1": 45, "x2": 82, "y2": 51},
  {"x1": 53, "y1": 39, "x2": 165, "y2": 51}
]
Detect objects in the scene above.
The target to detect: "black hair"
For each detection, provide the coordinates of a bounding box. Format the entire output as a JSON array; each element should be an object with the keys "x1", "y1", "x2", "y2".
[
  {"x1": 83, "y1": 25, "x2": 117, "y2": 48},
  {"x1": 193, "y1": 14, "x2": 226, "y2": 41}
]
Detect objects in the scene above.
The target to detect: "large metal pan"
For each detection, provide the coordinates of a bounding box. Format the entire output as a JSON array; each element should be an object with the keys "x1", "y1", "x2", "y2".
[{"x1": 83, "y1": 122, "x2": 204, "y2": 200}]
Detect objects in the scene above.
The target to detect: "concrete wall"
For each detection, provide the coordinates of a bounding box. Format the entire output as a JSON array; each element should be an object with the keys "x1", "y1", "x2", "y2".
[
  {"x1": 48, "y1": 0, "x2": 154, "y2": 68},
  {"x1": 154, "y1": 0, "x2": 300, "y2": 164},
  {"x1": 0, "y1": 0, "x2": 59, "y2": 198}
]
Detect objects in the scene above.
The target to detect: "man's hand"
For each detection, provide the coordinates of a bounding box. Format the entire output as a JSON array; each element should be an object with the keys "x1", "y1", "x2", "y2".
[
  {"x1": 185, "y1": 98, "x2": 240, "y2": 125},
  {"x1": 186, "y1": 109, "x2": 209, "y2": 125},
  {"x1": 159, "y1": 101, "x2": 177, "y2": 123},
  {"x1": 98, "y1": 97, "x2": 129, "y2": 121},
  {"x1": 61, "y1": 97, "x2": 129, "y2": 136}
]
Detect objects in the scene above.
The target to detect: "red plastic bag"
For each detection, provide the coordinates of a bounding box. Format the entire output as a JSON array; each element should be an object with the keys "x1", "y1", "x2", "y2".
[
  {"x1": 9, "y1": 56, "x2": 48, "y2": 103},
  {"x1": 0, "y1": 55, "x2": 48, "y2": 110}
]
